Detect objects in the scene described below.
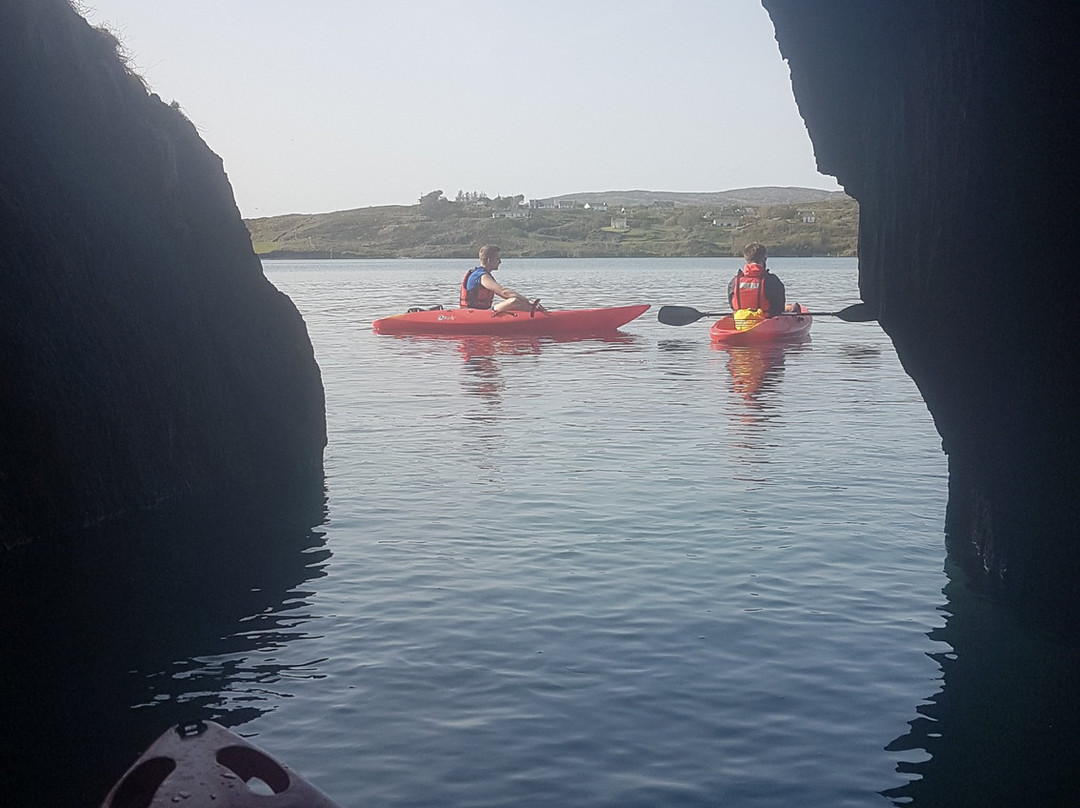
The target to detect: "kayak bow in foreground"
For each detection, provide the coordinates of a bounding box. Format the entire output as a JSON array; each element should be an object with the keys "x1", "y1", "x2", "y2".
[
  {"x1": 99, "y1": 720, "x2": 342, "y2": 808},
  {"x1": 372, "y1": 304, "x2": 650, "y2": 336}
]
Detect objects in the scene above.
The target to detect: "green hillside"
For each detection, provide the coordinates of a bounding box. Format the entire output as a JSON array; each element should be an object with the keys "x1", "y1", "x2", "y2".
[{"x1": 246, "y1": 189, "x2": 859, "y2": 259}]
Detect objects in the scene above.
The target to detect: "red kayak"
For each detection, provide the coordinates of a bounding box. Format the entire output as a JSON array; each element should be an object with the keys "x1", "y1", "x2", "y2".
[
  {"x1": 99, "y1": 720, "x2": 342, "y2": 808},
  {"x1": 373, "y1": 304, "x2": 649, "y2": 336},
  {"x1": 710, "y1": 304, "x2": 812, "y2": 344}
]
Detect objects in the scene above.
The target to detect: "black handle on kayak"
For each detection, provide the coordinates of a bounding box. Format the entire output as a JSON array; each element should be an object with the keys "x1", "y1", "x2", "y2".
[{"x1": 656, "y1": 303, "x2": 876, "y2": 326}]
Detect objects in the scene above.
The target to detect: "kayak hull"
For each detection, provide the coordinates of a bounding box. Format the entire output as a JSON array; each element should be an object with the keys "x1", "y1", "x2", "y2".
[
  {"x1": 709, "y1": 305, "x2": 812, "y2": 344},
  {"x1": 373, "y1": 304, "x2": 649, "y2": 336},
  {"x1": 99, "y1": 720, "x2": 342, "y2": 808}
]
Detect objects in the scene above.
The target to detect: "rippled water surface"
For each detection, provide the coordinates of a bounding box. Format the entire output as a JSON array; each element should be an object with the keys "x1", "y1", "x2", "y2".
[
  {"x1": 10, "y1": 258, "x2": 1079, "y2": 807},
  {"x1": 257, "y1": 258, "x2": 949, "y2": 807}
]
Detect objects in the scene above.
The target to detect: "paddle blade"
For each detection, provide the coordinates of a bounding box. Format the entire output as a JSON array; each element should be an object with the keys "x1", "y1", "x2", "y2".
[
  {"x1": 833, "y1": 302, "x2": 877, "y2": 322},
  {"x1": 657, "y1": 306, "x2": 715, "y2": 326}
]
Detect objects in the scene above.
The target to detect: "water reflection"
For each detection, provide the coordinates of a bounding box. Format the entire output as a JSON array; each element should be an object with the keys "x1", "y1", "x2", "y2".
[
  {"x1": 839, "y1": 343, "x2": 883, "y2": 364},
  {"x1": 881, "y1": 557, "x2": 1080, "y2": 806},
  {"x1": 454, "y1": 332, "x2": 642, "y2": 402},
  {"x1": 458, "y1": 335, "x2": 542, "y2": 402},
  {"x1": 716, "y1": 338, "x2": 810, "y2": 424},
  {"x1": 656, "y1": 337, "x2": 701, "y2": 353},
  {"x1": 0, "y1": 490, "x2": 330, "y2": 806}
]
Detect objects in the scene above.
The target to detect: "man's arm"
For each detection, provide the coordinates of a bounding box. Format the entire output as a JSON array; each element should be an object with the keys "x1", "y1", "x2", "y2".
[
  {"x1": 767, "y1": 274, "x2": 786, "y2": 312},
  {"x1": 481, "y1": 273, "x2": 522, "y2": 301}
]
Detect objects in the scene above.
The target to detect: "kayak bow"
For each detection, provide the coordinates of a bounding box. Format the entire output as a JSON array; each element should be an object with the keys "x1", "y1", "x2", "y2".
[{"x1": 99, "y1": 720, "x2": 342, "y2": 808}]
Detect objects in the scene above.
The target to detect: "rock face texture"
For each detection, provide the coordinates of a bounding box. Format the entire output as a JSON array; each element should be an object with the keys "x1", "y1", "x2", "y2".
[
  {"x1": 762, "y1": 2, "x2": 1079, "y2": 618},
  {"x1": 0, "y1": 0, "x2": 326, "y2": 547}
]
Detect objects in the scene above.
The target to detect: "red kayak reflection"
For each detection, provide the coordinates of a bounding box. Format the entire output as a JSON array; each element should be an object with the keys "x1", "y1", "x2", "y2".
[
  {"x1": 716, "y1": 337, "x2": 810, "y2": 417},
  {"x1": 377, "y1": 331, "x2": 637, "y2": 358},
  {"x1": 457, "y1": 335, "x2": 541, "y2": 401},
  {"x1": 456, "y1": 332, "x2": 639, "y2": 400},
  {"x1": 376, "y1": 331, "x2": 640, "y2": 403},
  {"x1": 456, "y1": 334, "x2": 542, "y2": 362},
  {"x1": 455, "y1": 331, "x2": 638, "y2": 358}
]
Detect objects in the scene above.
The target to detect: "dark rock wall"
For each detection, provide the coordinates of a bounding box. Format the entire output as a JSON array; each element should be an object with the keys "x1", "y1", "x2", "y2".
[
  {"x1": 762, "y1": 1, "x2": 1080, "y2": 617},
  {"x1": 0, "y1": 0, "x2": 326, "y2": 547}
]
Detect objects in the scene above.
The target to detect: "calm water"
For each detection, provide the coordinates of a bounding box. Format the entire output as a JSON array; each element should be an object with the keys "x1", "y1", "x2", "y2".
[{"x1": 3, "y1": 258, "x2": 1078, "y2": 807}]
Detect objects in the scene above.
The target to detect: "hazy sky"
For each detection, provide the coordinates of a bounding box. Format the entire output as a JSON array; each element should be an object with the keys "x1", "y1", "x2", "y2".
[{"x1": 77, "y1": 1, "x2": 840, "y2": 219}]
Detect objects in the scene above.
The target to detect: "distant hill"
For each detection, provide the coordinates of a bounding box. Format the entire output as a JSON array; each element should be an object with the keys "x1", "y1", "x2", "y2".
[
  {"x1": 246, "y1": 187, "x2": 858, "y2": 259},
  {"x1": 538, "y1": 186, "x2": 845, "y2": 208}
]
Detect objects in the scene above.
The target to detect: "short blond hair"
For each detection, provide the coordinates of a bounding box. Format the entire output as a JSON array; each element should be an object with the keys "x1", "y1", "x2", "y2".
[{"x1": 478, "y1": 244, "x2": 501, "y2": 262}]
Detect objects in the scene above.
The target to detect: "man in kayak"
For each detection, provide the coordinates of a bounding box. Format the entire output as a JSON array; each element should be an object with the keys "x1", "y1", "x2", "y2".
[
  {"x1": 460, "y1": 244, "x2": 543, "y2": 314},
  {"x1": 727, "y1": 242, "x2": 787, "y2": 317}
]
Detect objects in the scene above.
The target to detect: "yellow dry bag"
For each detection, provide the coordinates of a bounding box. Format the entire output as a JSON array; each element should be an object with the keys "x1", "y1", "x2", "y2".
[{"x1": 733, "y1": 308, "x2": 765, "y2": 330}]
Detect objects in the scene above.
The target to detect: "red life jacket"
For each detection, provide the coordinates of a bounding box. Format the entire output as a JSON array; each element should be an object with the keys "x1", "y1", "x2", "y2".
[
  {"x1": 460, "y1": 268, "x2": 495, "y2": 309},
  {"x1": 730, "y1": 263, "x2": 772, "y2": 315}
]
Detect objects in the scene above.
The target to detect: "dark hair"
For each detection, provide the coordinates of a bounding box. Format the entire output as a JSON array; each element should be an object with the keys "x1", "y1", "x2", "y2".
[{"x1": 742, "y1": 242, "x2": 767, "y2": 264}]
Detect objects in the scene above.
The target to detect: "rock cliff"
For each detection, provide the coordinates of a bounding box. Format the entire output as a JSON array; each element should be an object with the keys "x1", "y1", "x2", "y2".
[
  {"x1": 0, "y1": 0, "x2": 326, "y2": 547},
  {"x1": 762, "y1": 2, "x2": 1079, "y2": 619}
]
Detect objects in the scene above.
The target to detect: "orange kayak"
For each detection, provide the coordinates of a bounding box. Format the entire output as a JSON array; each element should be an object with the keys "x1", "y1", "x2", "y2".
[
  {"x1": 710, "y1": 304, "x2": 812, "y2": 344},
  {"x1": 373, "y1": 304, "x2": 649, "y2": 336},
  {"x1": 99, "y1": 721, "x2": 342, "y2": 808}
]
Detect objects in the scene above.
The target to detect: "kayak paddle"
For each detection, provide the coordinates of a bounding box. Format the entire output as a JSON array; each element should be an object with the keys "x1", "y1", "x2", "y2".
[{"x1": 656, "y1": 302, "x2": 876, "y2": 326}]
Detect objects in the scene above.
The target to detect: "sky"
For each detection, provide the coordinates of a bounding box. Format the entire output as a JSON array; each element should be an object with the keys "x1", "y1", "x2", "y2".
[{"x1": 76, "y1": 1, "x2": 841, "y2": 219}]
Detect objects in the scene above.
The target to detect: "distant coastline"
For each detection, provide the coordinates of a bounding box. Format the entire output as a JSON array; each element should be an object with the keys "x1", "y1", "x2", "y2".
[{"x1": 246, "y1": 186, "x2": 858, "y2": 260}]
